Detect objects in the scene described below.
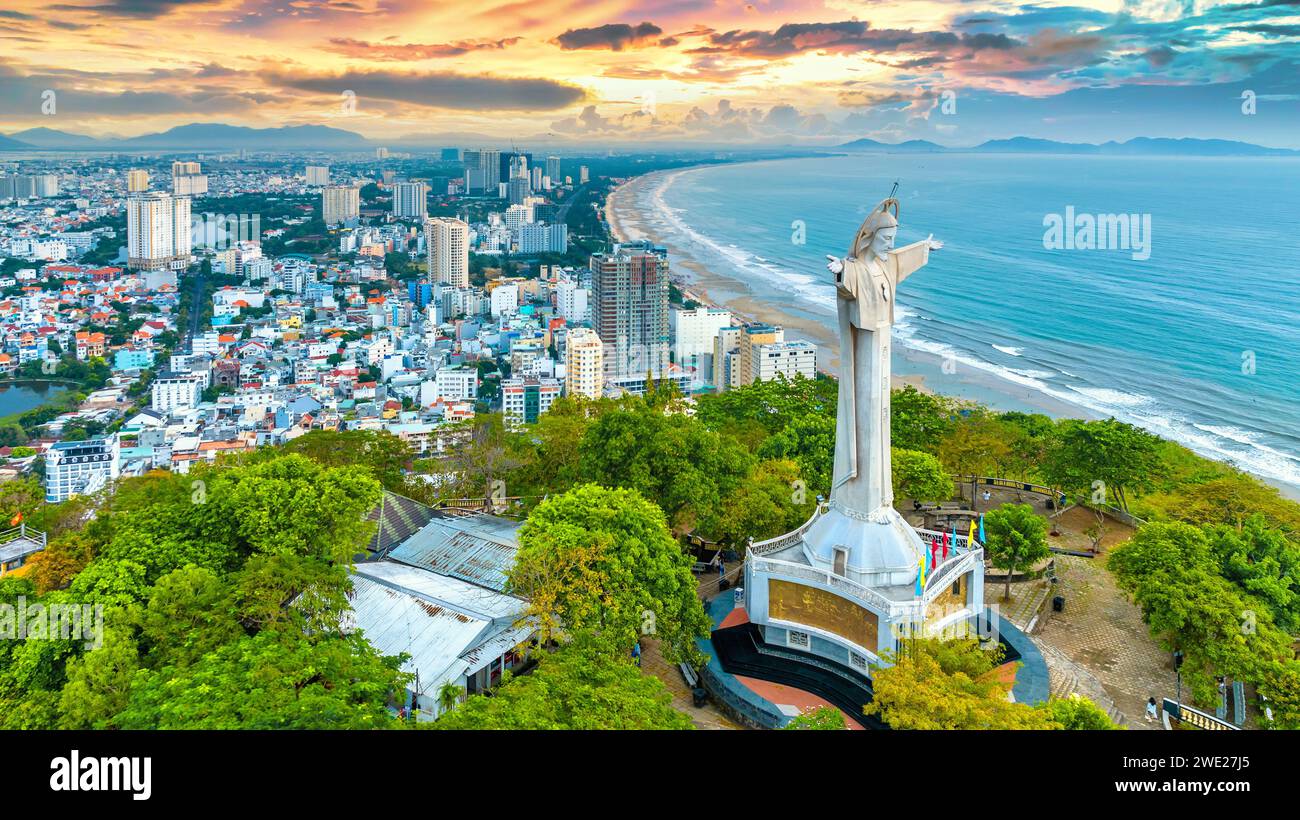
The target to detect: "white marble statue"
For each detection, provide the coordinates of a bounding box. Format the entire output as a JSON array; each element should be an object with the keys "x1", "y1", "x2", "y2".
[{"x1": 824, "y1": 197, "x2": 942, "y2": 520}]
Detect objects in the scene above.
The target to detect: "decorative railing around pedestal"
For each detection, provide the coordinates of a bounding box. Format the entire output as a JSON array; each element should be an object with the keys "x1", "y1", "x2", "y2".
[{"x1": 748, "y1": 503, "x2": 825, "y2": 557}]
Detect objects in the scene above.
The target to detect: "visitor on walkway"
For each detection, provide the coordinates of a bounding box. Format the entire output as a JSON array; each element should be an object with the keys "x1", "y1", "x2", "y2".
[
  {"x1": 1145, "y1": 697, "x2": 1158, "y2": 722},
  {"x1": 632, "y1": 641, "x2": 641, "y2": 668}
]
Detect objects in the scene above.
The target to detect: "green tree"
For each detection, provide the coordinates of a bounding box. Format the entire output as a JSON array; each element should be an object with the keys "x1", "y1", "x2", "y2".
[
  {"x1": 509, "y1": 484, "x2": 709, "y2": 663},
  {"x1": 711, "y1": 459, "x2": 813, "y2": 548},
  {"x1": 115, "y1": 631, "x2": 410, "y2": 729},
  {"x1": 890, "y1": 385, "x2": 953, "y2": 453},
  {"x1": 982, "y1": 503, "x2": 1050, "y2": 601},
  {"x1": 865, "y1": 638, "x2": 1055, "y2": 729},
  {"x1": 1041, "y1": 418, "x2": 1164, "y2": 511},
  {"x1": 891, "y1": 448, "x2": 954, "y2": 504},
  {"x1": 433, "y1": 635, "x2": 692, "y2": 730},
  {"x1": 579, "y1": 405, "x2": 752, "y2": 532},
  {"x1": 1036, "y1": 694, "x2": 1121, "y2": 729}
]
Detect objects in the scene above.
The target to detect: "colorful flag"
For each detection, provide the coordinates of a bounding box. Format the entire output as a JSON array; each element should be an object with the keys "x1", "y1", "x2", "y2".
[
  {"x1": 916, "y1": 554, "x2": 926, "y2": 595},
  {"x1": 968, "y1": 518, "x2": 978, "y2": 547},
  {"x1": 978, "y1": 514, "x2": 986, "y2": 544},
  {"x1": 8, "y1": 511, "x2": 20, "y2": 527}
]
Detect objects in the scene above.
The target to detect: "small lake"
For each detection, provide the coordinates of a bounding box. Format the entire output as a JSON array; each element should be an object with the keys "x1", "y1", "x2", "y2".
[{"x1": 0, "y1": 382, "x2": 69, "y2": 418}]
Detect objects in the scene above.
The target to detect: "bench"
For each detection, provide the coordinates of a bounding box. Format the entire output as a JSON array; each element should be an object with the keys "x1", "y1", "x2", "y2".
[{"x1": 680, "y1": 663, "x2": 708, "y2": 707}]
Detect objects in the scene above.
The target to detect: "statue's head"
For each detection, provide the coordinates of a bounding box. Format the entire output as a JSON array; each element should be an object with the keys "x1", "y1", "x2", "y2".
[{"x1": 851, "y1": 198, "x2": 900, "y2": 261}]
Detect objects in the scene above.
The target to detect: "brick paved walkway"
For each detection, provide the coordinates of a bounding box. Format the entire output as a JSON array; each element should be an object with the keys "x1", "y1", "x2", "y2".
[
  {"x1": 1034, "y1": 554, "x2": 1173, "y2": 726},
  {"x1": 639, "y1": 635, "x2": 740, "y2": 729}
]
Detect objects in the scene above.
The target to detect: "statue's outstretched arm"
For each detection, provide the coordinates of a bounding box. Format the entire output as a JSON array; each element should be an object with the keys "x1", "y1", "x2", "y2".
[
  {"x1": 890, "y1": 235, "x2": 941, "y2": 283},
  {"x1": 827, "y1": 254, "x2": 855, "y2": 298}
]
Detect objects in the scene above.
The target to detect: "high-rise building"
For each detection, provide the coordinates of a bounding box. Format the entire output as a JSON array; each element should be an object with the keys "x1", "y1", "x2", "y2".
[
  {"x1": 45, "y1": 435, "x2": 121, "y2": 503},
  {"x1": 424, "y1": 217, "x2": 469, "y2": 288},
  {"x1": 671, "y1": 306, "x2": 732, "y2": 371},
  {"x1": 565, "y1": 328, "x2": 604, "y2": 399},
  {"x1": 305, "y1": 165, "x2": 330, "y2": 186},
  {"x1": 712, "y1": 326, "x2": 742, "y2": 391},
  {"x1": 737, "y1": 324, "x2": 784, "y2": 387},
  {"x1": 590, "y1": 241, "x2": 669, "y2": 378},
  {"x1": 546, "y1": 156, "x2": 561, "y2": 183},
  {"x1": 322, "y1": 185, "x2": 360, "y2": 226},
  {"x1": 127, "y1": 169, "x2": 150, "y2": 192},
  {"x1": 462, "y1": 148, "x2": 503, "y2": 194},
  {"x1": 172, "y1": 162, "x2": 208, "y2": 196},
  {"x1": 555, "y1": 281, "x2": 589, "y2": 323},
  {"x1": 507, "y1": 176, "x2": 530, "y2": 206},
  {"x1": 126, "y1": 191, "x2": 192, "y2": 271},
  {"x1": 579, "y1": 165, "x2": 589, "y2": 184},
  {"x1": 391, "y1": 181, "x2": 428, "y2": 219}
]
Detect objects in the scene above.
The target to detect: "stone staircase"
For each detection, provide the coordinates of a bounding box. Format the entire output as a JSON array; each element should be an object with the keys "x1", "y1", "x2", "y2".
[{"x1": 1036, "y1": 638, "x2": 1132, "y2": 728}]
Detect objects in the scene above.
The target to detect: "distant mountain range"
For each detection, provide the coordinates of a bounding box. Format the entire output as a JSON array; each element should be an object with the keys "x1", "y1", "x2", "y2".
[
  {"x1": 839, "y1": 135, "x2": 1300, "y2": 156},
  {"x1": 1, "y1": 123, "x2": 371, "y2": 151},
  {"x1": 0, "y1": 122, "x2": 1296, "y2": 156}
]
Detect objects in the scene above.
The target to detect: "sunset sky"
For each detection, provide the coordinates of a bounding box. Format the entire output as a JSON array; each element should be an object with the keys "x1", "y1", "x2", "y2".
[{"x1": 1, "y1": 0, "x2": 1298, "y2": 147}]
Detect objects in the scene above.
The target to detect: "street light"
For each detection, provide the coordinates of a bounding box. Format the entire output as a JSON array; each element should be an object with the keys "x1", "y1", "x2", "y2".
[{"x1": 1173, "y1": 649, "x2": 1184, "y2": 715}]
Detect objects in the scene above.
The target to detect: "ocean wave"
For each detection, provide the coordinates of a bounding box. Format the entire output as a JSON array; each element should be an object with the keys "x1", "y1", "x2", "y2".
[
  {"x1": 992, "y1": 344, "x2": 1024, "y2": 356},
  {"x1": 644, "y1": 170, "x2": 835, "y2": 313}
]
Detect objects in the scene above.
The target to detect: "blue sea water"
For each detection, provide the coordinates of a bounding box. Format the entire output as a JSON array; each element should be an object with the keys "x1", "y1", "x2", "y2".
[{"x1": 642, "y1": 154, "x2": 1300, "y2": 487}]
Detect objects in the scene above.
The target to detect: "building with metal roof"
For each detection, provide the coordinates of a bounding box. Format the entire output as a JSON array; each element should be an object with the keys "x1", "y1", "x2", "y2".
[
  {"x1": 346, "y1": 560, "x2": 534, "y2": 720},
  {"x1": 385, "y1": 513, "x2": 521, "y2": 594}
]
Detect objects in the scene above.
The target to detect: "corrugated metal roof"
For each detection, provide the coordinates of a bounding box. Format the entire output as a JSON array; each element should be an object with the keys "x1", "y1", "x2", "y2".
[
  {"x1": 346, "y1": 561, "x2": 529, "y2": 690},
  {"x1": 387, "y1": 513, "x2": 521, "y2": 593}
]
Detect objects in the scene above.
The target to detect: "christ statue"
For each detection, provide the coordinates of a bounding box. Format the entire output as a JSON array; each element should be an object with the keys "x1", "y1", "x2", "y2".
[{"x1": 824, "y1": 197, "x2": 942, "y2": 522}]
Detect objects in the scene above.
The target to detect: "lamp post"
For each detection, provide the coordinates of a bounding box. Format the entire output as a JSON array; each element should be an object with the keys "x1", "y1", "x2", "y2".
[{"x1": 1173, "y1": 649, "x2": 1184, "y2": 716}]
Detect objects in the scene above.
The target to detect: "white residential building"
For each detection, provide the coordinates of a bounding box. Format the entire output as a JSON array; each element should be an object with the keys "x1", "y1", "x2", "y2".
[
  {"x1": 671, "y1": 306, "x2": 732, "y2": 370},
  {"x1": 127, "y1": 191, "x2": 192, "y2": 271},
  {"x1": 564, "y1": 328, "x2": 603, "y2": 399},
  {"x1": 501, "y1": 377, "x2": 560, "y2": 429},
  {"x1": 434, "y1": 368, "x2": 478, "y2": 402},
  {"x1": 424, "y1": 217, "x2": 469, "y2": 288},
  {"x1": 45, "y1": 435, "x2": 121, "y2": 503},
  {"x1": 152, "y1": 371, "x2": 204, "y2": 413},
  {"x1": 752, "y1": 340, "x2": 818, "y2": 383}
]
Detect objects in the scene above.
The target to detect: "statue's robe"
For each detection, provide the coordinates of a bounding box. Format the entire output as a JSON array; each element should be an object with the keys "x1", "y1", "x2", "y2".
[{"x1": 831, "y1": 238, "x2": 931, "y2": 517}]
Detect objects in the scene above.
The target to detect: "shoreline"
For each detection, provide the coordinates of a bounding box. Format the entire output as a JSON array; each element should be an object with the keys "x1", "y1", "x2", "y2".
[{"x1": 605, "y1": 163, "x2": 1300, "y2": 502}]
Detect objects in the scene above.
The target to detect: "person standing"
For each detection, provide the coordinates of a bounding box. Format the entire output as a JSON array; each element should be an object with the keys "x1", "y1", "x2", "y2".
[{"x1": 1145, "y1": 697, "x2": 1158, "y2": 722}]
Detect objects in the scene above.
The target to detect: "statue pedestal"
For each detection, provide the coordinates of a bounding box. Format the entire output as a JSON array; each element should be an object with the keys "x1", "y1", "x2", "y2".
[{"x1": 802, "y1": 501, "x2": 925, "y2": 588}]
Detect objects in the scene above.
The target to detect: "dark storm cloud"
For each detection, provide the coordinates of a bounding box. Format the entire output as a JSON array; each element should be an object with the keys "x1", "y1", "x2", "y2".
[{"x1": 554, "y1": 22, "x2": 663, "y2": 51}]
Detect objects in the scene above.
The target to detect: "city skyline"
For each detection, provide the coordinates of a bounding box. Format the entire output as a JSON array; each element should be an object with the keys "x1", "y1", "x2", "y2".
[{"x1": 1, "y1": 1, "x2": 1298, "y2": 148}]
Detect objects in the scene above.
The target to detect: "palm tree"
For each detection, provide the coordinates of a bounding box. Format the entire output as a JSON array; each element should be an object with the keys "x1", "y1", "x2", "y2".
[{"x1": 436, "y1": 682, "x2": 462, "y2": 716}]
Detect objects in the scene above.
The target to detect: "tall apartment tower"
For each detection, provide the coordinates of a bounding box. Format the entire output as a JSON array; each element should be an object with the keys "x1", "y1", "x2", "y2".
[
  {"x1": 172, "y1": 161, "x2": 208, "y2": 196},
  {"x1": 564, "y1": 327, "x2": 604, "y2": 399},
  {"x1": 546, "y1": 156, "x2": 562, "y2": 183},
  {"x1": 126, "y1": 169, "x2": 150, "y2": 192},
  {"x1": 590, "y1": 241, "x2": 669, "y2": 378},
  {"x1": 126, "y1": 191, "x2": 192, "y2": 271},
  {"x1": 322, "y1": 185, "x2": 360, "y2": 226},
  {"x1": 305, "y1": 165, "x2": 331, "y2": 186},
  {"x1": 391, "y1": 181, "x2": 428, "y2": 219},
  {"x1": 424, "y1": 217, "x2": 469, "y2": 288}
]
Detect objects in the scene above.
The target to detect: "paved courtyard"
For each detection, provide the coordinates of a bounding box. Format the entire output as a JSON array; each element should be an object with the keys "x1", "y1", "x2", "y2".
[{"x1": 1029, "y1": 553, "x2": 1173, "y2": 727}]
